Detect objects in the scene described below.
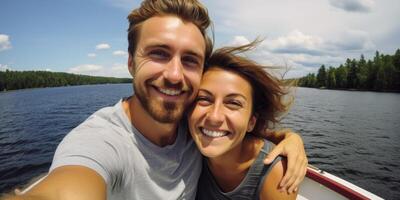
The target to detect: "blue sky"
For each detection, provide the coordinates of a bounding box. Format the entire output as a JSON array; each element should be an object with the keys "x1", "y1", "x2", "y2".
[{"x1": 1, "y1": 0, "x2": 399, "y2": 78}]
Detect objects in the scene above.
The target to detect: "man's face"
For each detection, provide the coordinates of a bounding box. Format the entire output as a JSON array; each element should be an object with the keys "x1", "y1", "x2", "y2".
[{"x1": 129, "y1": 15, "x2": 206, "y2": 123}]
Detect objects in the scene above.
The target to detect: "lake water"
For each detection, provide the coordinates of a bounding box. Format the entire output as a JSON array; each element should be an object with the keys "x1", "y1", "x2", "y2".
[{"x1": 0, "y1": 84, "x2": 399, "y2": 199}]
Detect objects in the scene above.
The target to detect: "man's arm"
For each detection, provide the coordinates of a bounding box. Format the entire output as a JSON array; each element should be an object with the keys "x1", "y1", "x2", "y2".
[
  {"x1": 260, "y1": 159, "x2": 297, "y2": 200},
  {"x1": 3, "y1": 166, "x2": 106, "y2": 200},
  {"x1": 262, "y1": 129, "x2": 308, "y2": 194}
]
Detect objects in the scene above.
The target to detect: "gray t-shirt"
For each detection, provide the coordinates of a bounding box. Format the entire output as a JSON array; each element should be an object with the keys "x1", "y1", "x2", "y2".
[{"x1": 50, "y1": 99, "x2": 202, "y2": 200}]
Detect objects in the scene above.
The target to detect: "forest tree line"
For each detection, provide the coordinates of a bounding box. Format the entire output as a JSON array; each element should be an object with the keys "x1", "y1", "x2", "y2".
[
  {"x1": 298, "y1": 49, "x2": 400, "y2": 91},
  {"x1": 0, "y1": 70, "x2": 132, "y2": 91}
]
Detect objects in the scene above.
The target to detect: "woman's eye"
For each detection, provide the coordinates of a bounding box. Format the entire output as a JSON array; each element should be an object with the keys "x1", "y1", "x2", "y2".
[
  {"x1": 196, "y1": 96, "x2": 211, "y2": 105},
  {"x1": 226, "y1": 100, "x2": 243, "y2": 109},
  {"x1": 148, "y1": 49, "x2": 170, "y2": 60}
]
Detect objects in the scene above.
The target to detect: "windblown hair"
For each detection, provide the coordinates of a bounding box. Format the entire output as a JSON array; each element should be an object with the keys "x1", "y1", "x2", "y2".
[
  {"x1": 206, "y1": 40, "x2": 292, "y2": 135},
  {"x1": 127, "y1": 0, "x2": 213, "y2": 60}
]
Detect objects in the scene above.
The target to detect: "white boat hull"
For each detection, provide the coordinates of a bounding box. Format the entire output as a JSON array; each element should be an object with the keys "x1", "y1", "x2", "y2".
[{"x1": 298, "y1": 166, "x2": 383, "y2": 200}]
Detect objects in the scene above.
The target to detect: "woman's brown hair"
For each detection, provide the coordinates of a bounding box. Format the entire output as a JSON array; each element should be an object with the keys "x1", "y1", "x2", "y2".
[{"x1": 205, "y1": 40, "x2": 292, "y2": 135}]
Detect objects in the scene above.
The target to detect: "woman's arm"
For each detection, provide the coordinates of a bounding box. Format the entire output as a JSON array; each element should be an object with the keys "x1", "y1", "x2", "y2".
[
  {"x1": 262, "y1": 129, "x2": 308, "y2": 194},
  {"x1": 259, "y1": 159, "x2": 298, "y2": 200}
]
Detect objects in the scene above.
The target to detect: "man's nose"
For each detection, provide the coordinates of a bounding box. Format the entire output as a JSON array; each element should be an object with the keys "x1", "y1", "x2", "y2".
[{"x1": 163, "y1": 57, "x2": 184, "y2": 84}]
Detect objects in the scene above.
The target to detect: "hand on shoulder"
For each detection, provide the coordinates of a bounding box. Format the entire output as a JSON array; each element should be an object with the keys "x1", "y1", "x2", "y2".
[{"x1": 260, "y1": 158, "x2": 298, "y2": 200}]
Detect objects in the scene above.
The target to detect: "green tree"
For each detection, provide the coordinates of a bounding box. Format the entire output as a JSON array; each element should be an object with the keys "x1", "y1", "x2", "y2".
[
  {"x1": 375, "y1": 65, "x2": 384, "y2": 91},
  {"x1": 327, "y1": 67, "x2": 336, "y2": 89},
  {"x1": 358, "y1": 54, "x2": 368, "y2": 89},
  {"x1": 347, "y1": 59, "x2": 358, "y2": 88},
  {"x1": 0, "y1": 70, "x2": 132, "y2": 91},
  {"x1": 392, "y1": 49, "x2": 400, "y2": 90},
  {"x1": 335, "y1": 65, "x2": 348, "y2": 88},
  {"x1": 316, "y1": 65, "x2": 327, "y2": 87}
]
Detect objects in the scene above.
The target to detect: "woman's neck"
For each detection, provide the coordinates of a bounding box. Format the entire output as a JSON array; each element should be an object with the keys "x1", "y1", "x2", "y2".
[{"x1": 207, "y1": 136, "x2": 264, "y2": 192}]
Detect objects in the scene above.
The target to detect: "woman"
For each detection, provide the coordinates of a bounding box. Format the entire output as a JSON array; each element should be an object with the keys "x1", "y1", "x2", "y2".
[{"x1": 188, "y1": 41, "x2": 297, "y2": 200}]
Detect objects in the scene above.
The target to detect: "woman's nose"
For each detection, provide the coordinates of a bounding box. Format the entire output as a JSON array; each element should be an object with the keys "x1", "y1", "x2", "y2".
[{"x1": 206, "y1": 103, "x2": 225, "y2": 125}]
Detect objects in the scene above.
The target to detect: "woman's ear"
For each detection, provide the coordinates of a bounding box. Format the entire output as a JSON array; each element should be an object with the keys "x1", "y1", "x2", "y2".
[{"x1": 247, "y1": 115, "x2": 257, "y2": 132}]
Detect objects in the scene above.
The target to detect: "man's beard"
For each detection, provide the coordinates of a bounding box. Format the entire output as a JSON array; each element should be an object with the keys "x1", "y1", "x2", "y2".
[{"x1": 133, "y1": 82, "x2": 190, "y2": 123}]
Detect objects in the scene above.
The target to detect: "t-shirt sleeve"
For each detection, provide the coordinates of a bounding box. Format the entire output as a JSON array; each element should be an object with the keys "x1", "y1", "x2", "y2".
[{"x1": 49, "y1": 118, "x2": 125, "y2": 185}]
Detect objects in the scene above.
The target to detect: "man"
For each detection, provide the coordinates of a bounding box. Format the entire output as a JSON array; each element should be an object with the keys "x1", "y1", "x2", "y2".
[{"x1": 5, "y1": 0, "x2": 307, "y2": 199}]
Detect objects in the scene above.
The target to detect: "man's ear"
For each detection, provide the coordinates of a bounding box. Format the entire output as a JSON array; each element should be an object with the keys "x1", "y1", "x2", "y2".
[
  {"x1": 128, "y1": 54, "x2": 135, "y2": 77},
  {"x1": 247, "y1": 115, "x2": 257, "y2": 132}
]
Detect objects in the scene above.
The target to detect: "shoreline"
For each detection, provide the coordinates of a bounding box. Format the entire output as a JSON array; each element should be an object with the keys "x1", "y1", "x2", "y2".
[
  {"x1": 299, "y1": 86, "x2": 400, "y2": 94},
  {"x1": 0, "y1": 83, "x2": 131, "y2": 93}
]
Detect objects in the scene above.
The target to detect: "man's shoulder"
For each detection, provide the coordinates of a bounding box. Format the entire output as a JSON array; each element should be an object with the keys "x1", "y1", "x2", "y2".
[
  {"x1": 68, "y1": 100, "x2": 129, "y2": 137},
  {"x1": 83, "y1": 101, "x2": 124, "y2": 128}
]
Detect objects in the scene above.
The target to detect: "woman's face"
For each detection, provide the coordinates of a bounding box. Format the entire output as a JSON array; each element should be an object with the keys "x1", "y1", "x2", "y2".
[{"x1": 188, "y1": 67, "x2": 257, "y2": 158}]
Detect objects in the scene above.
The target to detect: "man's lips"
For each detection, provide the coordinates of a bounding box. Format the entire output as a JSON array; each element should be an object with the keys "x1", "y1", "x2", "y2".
[
  {"x1": 149, "y1": 85, "x2": 190, "y2": 102},
  {"x1": 158, "y1": 87, "x2": 182, "y2": 96}
]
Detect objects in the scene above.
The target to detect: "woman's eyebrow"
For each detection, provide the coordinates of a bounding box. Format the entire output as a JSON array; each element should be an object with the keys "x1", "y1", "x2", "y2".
[
  {"x1": 198, "y1": 89, "x2": 212, "y2": 95},
  {"x1": 198, "y1": 89, "x2": 247, "y2": 100},
  {"x1": 226, "y1": 93, "x2": 247, "y2": 101}
]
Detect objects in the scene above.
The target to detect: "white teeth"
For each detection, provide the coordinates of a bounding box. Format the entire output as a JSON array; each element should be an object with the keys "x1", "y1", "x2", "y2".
[
  {"x1": 159, "y1": 88, "x2": 181, "y2": 96},
  {"x1": 201, "y1": 128, "x2": 228, "y2": 138}
]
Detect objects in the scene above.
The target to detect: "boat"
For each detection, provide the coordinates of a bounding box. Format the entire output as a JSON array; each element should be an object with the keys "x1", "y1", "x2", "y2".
[
  {"x1": 17, "y1": 165, "x2": 384, "y2": 199},
  {"x1": 298, "y1": 165, "x2": 383, "y2": 200}
]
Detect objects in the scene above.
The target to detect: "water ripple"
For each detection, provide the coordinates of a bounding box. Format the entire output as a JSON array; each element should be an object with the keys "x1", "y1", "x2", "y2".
[{"x1": 0, "y1": 86, "x2": 399, "y2": 199}]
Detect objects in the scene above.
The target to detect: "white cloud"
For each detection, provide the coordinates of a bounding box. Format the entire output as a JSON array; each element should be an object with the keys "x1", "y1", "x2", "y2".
[
  {"x1": 0, "y1": 34, "x2": 12, "y2": 51},
  {"x1": 68, "y1": 64, "x2": 103, "y2": 75},
  {"x1": 95, "y1": 43, "x2": 111, "y2": 50},
  {"x1": 328, "y1": 30, "x2": 375, "y2": 51},
  {"x1": 88, "y1": 53, "x2": 96, "y2": 58},
  {"x1": 329, "y1": 0, "x2": 374, "y2": 13},
  {"x1": 67, "y1": 63, "x2": 130, "y2": 78},
  {"x1": 110, "y1": 63, "x2": 130, "y2": 78},
  {"x1": 204, "y1": 0, "x2": 399, "y2": 54},
  {"x1": 113, "y1": 50, "x2": 128, "y2": 57},
  {"x1": 227, "y1": 29, "x2": 375, "y2": 76},
  {"x1": 262, "y1": 30, "x2": 325, "y2": 56},
  {"x1": 230, "y1": 36, "x2": 250, "y2": 46},
  {"x1": 226, "y1": 34, "x2": 349, "y2": 78},
  {"x1": 0, "y1": 64, "x2": 12, "y2": 71}
]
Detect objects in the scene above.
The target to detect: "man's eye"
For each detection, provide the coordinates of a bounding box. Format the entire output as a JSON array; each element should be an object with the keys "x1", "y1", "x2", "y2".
[
  {"x1": 148, "y1": 50, "x2": 170, "y2": 60},
  {"x1": 182, "y1": 56, "x2": 200, "y2": 67}
]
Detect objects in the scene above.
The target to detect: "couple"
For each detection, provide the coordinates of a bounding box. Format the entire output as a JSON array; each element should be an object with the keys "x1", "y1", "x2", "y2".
[{"x1": 6, "y1": 0, "x2": 306, "y2": 199}]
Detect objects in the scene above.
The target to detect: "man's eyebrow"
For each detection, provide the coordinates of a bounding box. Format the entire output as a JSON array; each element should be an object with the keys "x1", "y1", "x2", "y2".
[
  {"x1": 143, "y1": 44, "x2": 204, "y2": 60},
  {"x1": 185, "y1": 50, "x2": 204, "y2": 61},
  {"x1": 144, "y1": 44, "x2": 171, "y2": 51}
]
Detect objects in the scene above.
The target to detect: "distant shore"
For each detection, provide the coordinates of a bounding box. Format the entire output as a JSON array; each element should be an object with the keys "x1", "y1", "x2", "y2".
[
  {"x1": 297, "y1": 49, "x2": 400, "y2": 92},
  {"x1": 300, "y1": 86, "x2": 400, "y2": 93},
  {"x1": 0, "y1": 70, "x2": 132, "y2": 92},
  {"x1": 0, "y1": 82, "x2": 131, "y2": 93}
]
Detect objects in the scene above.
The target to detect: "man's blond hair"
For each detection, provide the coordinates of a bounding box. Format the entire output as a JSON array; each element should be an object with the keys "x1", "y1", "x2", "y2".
[{"x1": 127, "y1": 0, "x2": 213, "y2": 60}]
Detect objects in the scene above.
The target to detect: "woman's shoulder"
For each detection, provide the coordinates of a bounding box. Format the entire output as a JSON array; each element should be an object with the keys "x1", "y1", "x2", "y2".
[
  {"x1": 258, "y1": 153, "x2": 297, "y2": 199},
  {"x1": 244, "y1": 135, "x2": 277, "y2": 155}
]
